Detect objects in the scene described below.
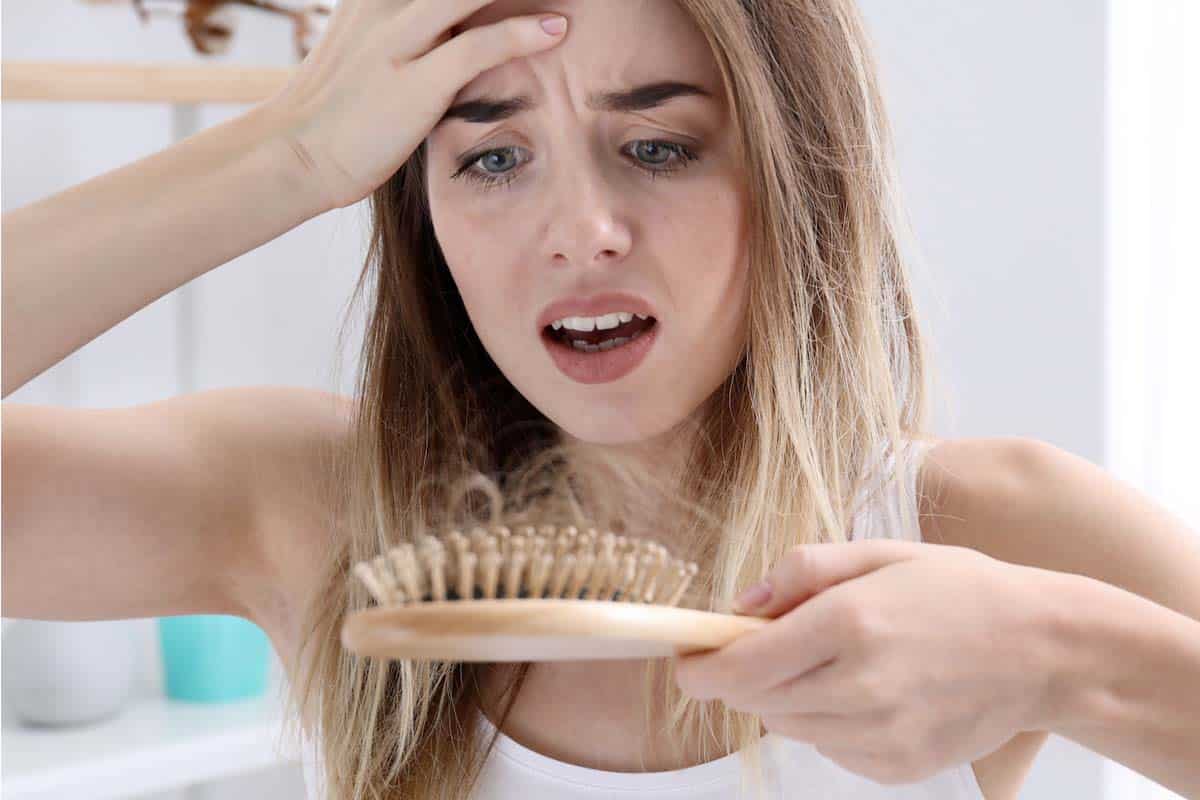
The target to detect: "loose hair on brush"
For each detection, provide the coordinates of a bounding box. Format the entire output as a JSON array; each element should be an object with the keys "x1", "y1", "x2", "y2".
[{"x1": 277, "y1": 1, "x2": 933, "y2": 798}]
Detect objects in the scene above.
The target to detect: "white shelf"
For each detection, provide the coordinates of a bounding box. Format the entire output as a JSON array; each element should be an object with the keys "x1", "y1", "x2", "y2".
[{"x1": 2, "y1": 678, "x2": 300, "y2": 800}]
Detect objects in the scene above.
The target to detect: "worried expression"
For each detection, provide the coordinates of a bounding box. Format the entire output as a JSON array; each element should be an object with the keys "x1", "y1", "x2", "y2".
[{"x1": 425, "y1": 0, "x2": 750, "y2": 445}]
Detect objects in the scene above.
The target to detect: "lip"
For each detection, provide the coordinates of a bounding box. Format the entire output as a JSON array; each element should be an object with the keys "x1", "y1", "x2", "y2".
[
  {"x1": 536, "y1": 291, "x2": 658, "y2": 331},
  {"x1": 541, "y1": 320, "x2": 659, "y2": 384}
]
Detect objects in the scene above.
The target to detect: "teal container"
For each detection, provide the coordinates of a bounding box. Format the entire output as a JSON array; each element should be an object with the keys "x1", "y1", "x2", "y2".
[{"x1": 156, "y1": 615, "x2": 270, "y2": 703}]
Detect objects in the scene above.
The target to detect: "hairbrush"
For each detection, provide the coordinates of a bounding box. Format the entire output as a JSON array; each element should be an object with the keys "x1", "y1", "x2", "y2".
[{"x1": 341, "y1": 523, "x2": 767, "y2": 662}]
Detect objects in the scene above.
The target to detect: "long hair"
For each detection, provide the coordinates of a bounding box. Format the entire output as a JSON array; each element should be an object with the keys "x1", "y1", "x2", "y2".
[{"x1": 280, "y1": 1, "x2": 931, "y2": 797}]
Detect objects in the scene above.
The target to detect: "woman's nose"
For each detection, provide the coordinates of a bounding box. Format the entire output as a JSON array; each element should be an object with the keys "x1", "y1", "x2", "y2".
[{"x1": 543, "y1": 167, "x2": 633, "y2": 270}]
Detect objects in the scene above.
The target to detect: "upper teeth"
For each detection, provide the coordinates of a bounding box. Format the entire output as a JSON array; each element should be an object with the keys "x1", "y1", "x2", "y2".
[{"x1": 551, "y1": 312, "x2": 648, "y2": 331}]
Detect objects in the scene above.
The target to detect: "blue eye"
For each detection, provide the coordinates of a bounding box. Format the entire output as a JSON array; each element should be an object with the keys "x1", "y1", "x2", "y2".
[
  {"x1": 449, "y1": 147, "x2": 526, "y2": 191},
  {"x1": 477, "y1": 149, "x2": 520, "y2": 175},
  {"x1": 632, "y1": 140, "x2": 675, "y2": 166},
  {"x1": 449, "y1": 139, "x2": 700, "y2": 191}
]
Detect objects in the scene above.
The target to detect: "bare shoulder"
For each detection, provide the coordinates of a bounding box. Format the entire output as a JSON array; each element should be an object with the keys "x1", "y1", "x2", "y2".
[
  {"x1": 914, "y1": 435, "x2": 1057, "y2": 557},
  {"x1": 208, "y1": 385, "x2": 354, "y2": 655},
  {"x1": 917, "y1": 436, "x2": 1200, "y2": 612}
]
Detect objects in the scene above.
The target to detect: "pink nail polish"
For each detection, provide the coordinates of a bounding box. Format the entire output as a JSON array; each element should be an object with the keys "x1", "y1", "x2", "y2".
[
  {"x1": 540, "y1": 16, "x2": 566, "y2": 35},
  {"x1": 733, "y1": 581, "x2": 771, "y2": 612}
]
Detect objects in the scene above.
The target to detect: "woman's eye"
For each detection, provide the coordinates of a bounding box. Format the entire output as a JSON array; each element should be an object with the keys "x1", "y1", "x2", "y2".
[
  {"x1": 449, "y1": 139, "x2": 700, "y2": 191},
  {"x1": 478, "y1": 150, "x2": 520, "y2": 174},
  {"x1": 631, "y1": 140, "x2": 674, "y2": 165},
  {"x1": 624, "y1": 140, "x2": 700, "y2": 179},
  {"x1": 449, "y1": 146, "x2": 527, "y2": 191}
]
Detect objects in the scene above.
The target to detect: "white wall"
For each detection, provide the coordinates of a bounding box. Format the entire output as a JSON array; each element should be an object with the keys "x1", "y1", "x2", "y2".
[
  {"x1": 858, "y1": 0, "x2": 1107, "y2": 464},
  {"x1": 857, "y1": 1, "x2": 1108, "y2": 797},
  {"x1": 1104, "y1": 3, "x2": 1198, "y2": 799},
  {"x1": 3, "y1": 1, "x2": 1127, "y2": 798}
]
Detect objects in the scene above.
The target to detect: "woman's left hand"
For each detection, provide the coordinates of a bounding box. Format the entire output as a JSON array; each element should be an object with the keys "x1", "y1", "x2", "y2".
[{"x1": 672, "y1": 539, "x2": 1062, "y2": 785}]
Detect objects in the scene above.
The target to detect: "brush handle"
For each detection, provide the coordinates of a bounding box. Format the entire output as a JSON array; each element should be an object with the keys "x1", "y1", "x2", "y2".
[{"x1": 341, "y1": 599, "x2": 769, "y2": 662}]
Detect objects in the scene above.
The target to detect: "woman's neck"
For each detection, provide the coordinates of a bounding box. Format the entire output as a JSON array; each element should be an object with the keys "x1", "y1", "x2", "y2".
[{"x1": 563, "y1": 425, "x2": 699, "y2": 548}]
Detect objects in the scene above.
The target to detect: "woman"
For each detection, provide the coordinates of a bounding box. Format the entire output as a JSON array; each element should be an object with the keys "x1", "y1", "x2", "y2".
[{"x1": 4, "y1": 1, "x2": 1199, "y2": 798}]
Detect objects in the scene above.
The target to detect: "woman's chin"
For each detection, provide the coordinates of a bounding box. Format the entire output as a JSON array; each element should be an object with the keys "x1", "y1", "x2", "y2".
[
  {"x1": 552, "y1": 410, "x2": 696, "y2": 448},
  {"x1": 557, "y1": 422, "x2": 659, "y2": 447},
  {"x1": 548, "y1": 409, "x2": 683, "y2": 448}
]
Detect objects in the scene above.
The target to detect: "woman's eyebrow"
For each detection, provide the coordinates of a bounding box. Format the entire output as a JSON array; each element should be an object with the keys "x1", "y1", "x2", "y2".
[{"x1": 435, "y1": 81, "x2": 712, "y2": 127}]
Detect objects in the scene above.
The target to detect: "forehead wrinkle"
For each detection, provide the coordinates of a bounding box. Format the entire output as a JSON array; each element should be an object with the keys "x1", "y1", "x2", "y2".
[
  {"x1": 440, "y1": 59, "x2": 718, "y2": 133},
  {"x1": 428, "y1": 1, "x2": 727, "y2": 153},
  {"x1": 450, "y1": 0, "x2": 718, "y2": 104},
  {"x1": 535, "y1": 47, "x2": 633, "y2": 122}
]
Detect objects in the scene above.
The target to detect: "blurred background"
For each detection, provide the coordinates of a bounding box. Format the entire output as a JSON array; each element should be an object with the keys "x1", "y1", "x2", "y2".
[{"x1": 1, "y1": 0, "x2": 1196, "y2": 798}]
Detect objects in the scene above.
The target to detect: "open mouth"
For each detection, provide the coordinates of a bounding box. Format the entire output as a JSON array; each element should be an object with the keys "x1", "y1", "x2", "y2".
[{"x1": 542, "y1": 315, "x2": 658, "y2": 353}]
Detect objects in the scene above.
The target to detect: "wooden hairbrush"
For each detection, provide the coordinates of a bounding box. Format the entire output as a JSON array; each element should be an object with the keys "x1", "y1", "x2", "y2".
[{"x1": 341, "y1": 523, "x2": 768, "y2": 662}]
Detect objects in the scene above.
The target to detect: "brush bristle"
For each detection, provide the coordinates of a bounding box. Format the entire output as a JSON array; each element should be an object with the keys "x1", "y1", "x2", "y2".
[{"x1": 352, "y1": 524, "x2": 699, "y2": 609}]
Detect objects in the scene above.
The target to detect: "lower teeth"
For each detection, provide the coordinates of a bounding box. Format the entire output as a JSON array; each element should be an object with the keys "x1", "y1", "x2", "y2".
[{"x1": 568, "y1": 327, "x2": 647, "y2": 353}]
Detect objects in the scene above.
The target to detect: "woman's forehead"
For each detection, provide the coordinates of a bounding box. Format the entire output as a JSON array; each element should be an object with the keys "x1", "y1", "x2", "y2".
[
  {"x1": 451, "y1": 0, "x2": 722, "y2": 104},
  {"x1": 456, "y1": 0, "x2": 681, "y2": 30}
]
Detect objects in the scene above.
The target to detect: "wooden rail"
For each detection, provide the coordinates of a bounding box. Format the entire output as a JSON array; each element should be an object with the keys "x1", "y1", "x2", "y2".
[{"x1": 2, "y1": 61, "x2": 293, "y2": 104}]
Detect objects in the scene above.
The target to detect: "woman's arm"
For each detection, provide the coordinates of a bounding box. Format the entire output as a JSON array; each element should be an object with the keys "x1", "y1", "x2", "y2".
[
  {"x1": 1038, "y1": 568, "x2": 1200, "y2": 798},
  {"x1": 922, "y1": 437, "x2": 1200, "y2": 796},
  {"x1": 1, "y1": 105, "x2": 326, "y2": 397},
  {"x1": 0, "y1": 385, "x2": 348, "y2": 629}
]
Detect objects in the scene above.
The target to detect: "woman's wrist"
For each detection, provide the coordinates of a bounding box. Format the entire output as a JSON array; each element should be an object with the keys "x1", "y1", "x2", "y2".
[
  {"x1": 1027, "y1": 568, "x2": 1120, "y2": 735},
  {"x1": 236, "y1": 103, "x2": 339, "y2": 220},
  {"x1": 1031, "y1": 567, "x2": 1200, "y2": 796},
  {"x1": 1035, "y1": 567, "x2": 1189, "y2": 739}
]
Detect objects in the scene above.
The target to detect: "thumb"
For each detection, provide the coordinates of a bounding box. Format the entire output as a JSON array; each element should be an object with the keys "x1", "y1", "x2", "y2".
[{"x1": 732, "y1": 540, "x2": 924, "y2": 618}]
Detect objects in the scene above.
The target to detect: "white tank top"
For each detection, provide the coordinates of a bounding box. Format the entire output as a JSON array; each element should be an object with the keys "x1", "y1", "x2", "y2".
[{"x1": 301, "y1": 439, "x2": 985, "y2": 799}]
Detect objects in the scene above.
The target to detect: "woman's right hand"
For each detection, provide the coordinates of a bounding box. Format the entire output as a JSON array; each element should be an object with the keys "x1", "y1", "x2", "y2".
[{"x1": 263, "y1": 0, "x2": 568, "y2": 211}]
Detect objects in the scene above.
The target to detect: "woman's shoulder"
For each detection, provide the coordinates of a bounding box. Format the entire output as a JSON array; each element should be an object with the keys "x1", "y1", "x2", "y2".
[
  {"x1": 208, "y1": 384, "x2": 353, "y2": 529},
  {"x1": 915, "y1": 434, "x2": 1081, "y2": 562},
  {"x1": 237, "y1": 384, "x2": 354, "y2": 496},
  {"x1": 206, "y1": 385, "x2": 355, "y2": 658}
]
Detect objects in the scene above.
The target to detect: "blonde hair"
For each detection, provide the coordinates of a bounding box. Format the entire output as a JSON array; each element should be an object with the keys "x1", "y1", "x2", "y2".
[{"x1": 281, "y1": 0, "x2": 931, "y2": 797}]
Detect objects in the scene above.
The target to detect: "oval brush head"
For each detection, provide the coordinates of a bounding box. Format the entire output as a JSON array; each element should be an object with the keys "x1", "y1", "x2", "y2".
[{"x1": 341, "y1": 523, "x2": 767, "y2": 662}]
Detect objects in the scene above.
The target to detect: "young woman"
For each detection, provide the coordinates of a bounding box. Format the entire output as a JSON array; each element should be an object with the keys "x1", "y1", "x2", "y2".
[{"x1": 5, "y1": 1, "x2": 1199, "y2": 799}]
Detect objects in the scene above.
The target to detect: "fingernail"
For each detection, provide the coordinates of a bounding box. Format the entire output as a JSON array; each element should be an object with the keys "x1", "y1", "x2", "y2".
[
  {"x1": 540, "y1": 15, "x2": 567, "y2": 35},
  {"x1": 733, "y1": 580, "x2": 772, "y2": 613}
]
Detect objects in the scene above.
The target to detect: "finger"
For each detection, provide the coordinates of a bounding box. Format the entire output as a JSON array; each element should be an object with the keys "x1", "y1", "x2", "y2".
[
  {"x1": 733, "y1": 540, "x2": 925, "y2": 618},
  {"x1": 289, "y1": 0, "x2": 401, "y2": 92},
  {"x1": 396, "y1": 0, "x2": 531, "y2": 59},
  {"x1": 674, "y1": 590, "x2": 844, "y2": 699},
  {"x1": 414, "y1": 12, "x2": 567, "y2": 94},
  {"x1": 718, "y1": 657, "x2": 855, "y2": 715},
  {"x1": 318, "y1": 0, "x2": 396, "y2": 52},
  {"x1": 286, "y1": 0, "x2": 367, "y2": 88},
  {"x1": 313, "y1": 0, "x2": 486, "y2": 78}
]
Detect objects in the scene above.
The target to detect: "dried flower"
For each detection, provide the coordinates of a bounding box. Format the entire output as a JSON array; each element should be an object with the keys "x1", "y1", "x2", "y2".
[{"x1": 80, "y1": 0, "x2": 332, "y2": 61}]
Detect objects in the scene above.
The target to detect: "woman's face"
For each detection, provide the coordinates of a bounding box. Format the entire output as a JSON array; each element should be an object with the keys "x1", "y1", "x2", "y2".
[{"x1": 425, "y1": 0, "x2": 749, "y2": 445}]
